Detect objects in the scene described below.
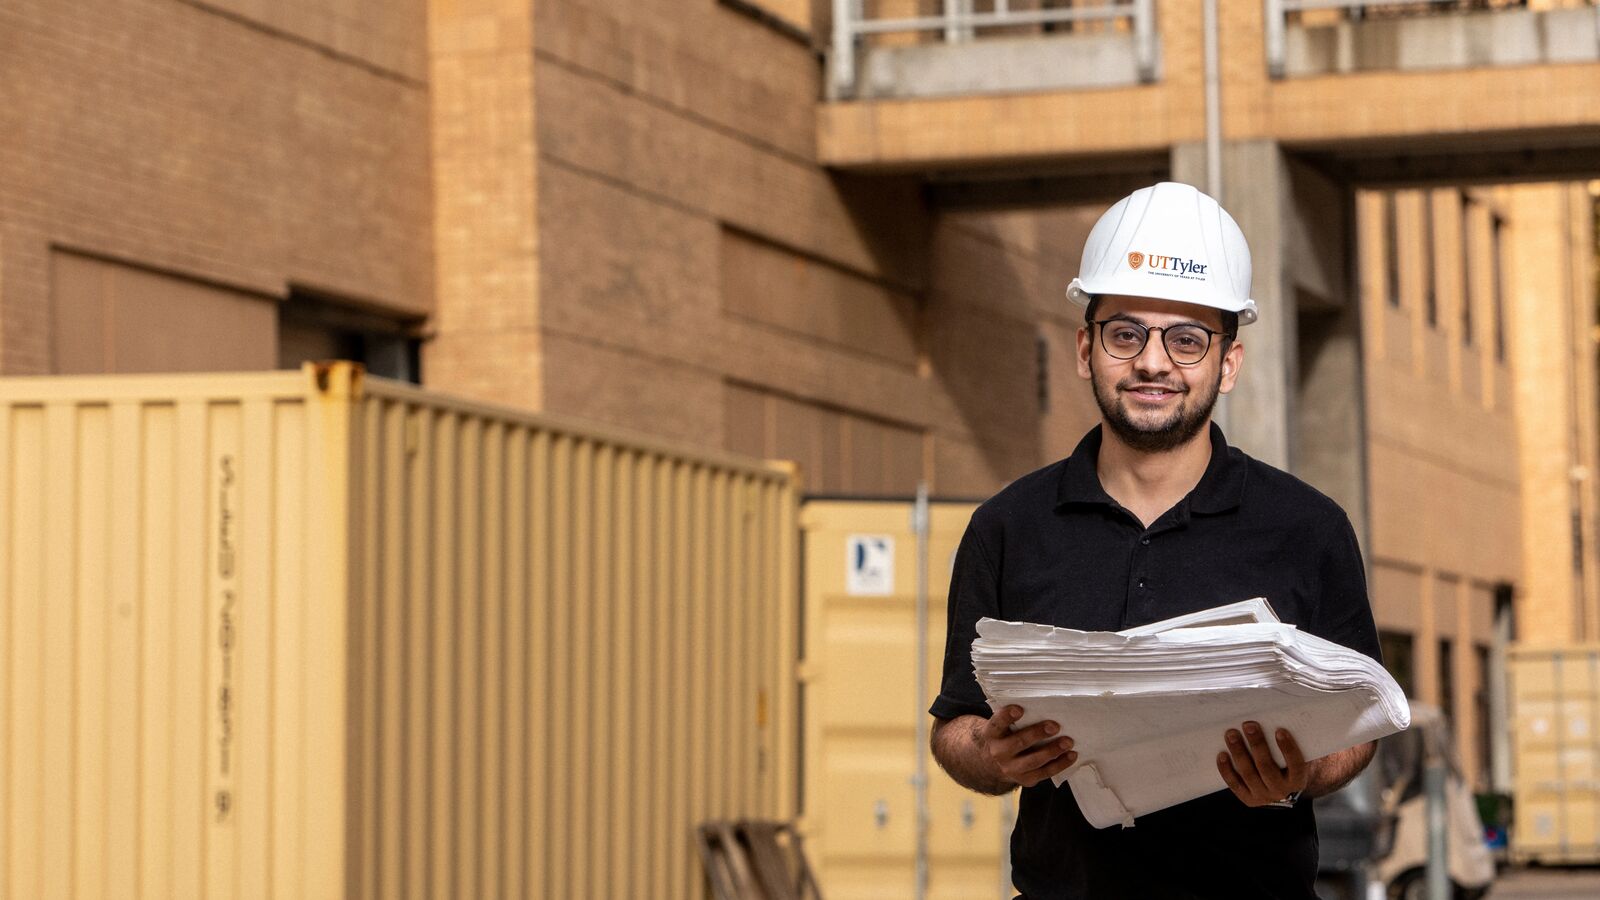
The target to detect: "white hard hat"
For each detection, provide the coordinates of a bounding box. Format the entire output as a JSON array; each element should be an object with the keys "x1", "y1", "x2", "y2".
[{"x1": 1065, "y1": 182, "x2": 1257, "y2": 326}]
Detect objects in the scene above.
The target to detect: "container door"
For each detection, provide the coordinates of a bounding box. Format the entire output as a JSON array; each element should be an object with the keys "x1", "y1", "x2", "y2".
[
  {"x1": 800, "y1": 498, "x2": 1009, "y2": 900},
  {"x1": 1510, "y1": 647, "x2": 1600, "y2": 864}
]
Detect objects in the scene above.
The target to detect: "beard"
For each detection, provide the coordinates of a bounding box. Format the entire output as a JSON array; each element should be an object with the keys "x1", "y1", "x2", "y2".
[{"x1": 1090, "y1": 359, "x2": 1222, "y2": 453}]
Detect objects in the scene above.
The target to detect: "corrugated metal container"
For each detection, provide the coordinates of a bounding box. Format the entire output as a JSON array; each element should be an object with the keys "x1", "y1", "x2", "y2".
[
  {"x1": 0, "y1": 362, "x2": 798, "y2": 899},
  {"x1": 799, "y1": 499, "x2": 1014, "y2": 900},
  {"x1": 1509, "y1": 645, "x2": 1600, "y2": 864}
]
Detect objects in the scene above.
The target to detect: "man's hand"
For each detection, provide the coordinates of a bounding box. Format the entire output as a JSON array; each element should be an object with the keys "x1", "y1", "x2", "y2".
[
  {"x1": 930, "y1": 706, "x2": 1077, "y2": 795},
  {"x1": 1216, "y1": 721, "x2": 1308, "y2": 807},
  {"x1": 1216, "y1": 722, "x2": 1377, "y2": 807},
  {"x1": 982, "y1": 705, "x2": 1078, "y2": 788}
]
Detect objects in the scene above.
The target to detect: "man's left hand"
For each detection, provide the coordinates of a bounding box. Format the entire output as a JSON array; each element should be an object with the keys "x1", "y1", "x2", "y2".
[{"x1": 1216, "y1": 721, "x2": 1308, "y2": 807}]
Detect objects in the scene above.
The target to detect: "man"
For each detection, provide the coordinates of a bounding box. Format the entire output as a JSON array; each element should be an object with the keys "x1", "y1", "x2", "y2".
[{"x1": 929, "y1": 182, "x2": 1382, "y2": 899}]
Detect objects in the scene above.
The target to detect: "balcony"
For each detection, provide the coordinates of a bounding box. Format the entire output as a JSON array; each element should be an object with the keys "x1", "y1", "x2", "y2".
[
  {"x1": 1269, "y1": 0, "x2": 1600, "y2": 78},
  {"x1": 819, "y1": 0, "x2": 1600, "y2": 174},
  {"x1": 828, "y1": 0, "x2": 1158, "y2": 100}
]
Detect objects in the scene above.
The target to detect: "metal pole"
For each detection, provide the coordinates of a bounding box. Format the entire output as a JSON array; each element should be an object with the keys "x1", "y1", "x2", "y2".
[
  {"x1": 830, "y1": 0, "x2": 856, "y2": 99},
  {"x1": 1489, "y1": 598, "x2": 1513, "y2": 792},
  {"x1": 943, "y1": 0, "x2": 975, "y2": 42},
  {"x1": 1135, "y1": 0, "x2": 1157, "y2": 82},
  {"x1": 1199, "y1": 0, "x2": 1230, "y2": 438},
  {"x1": 1203, "y1": 0, "x2": 1223, "y2": 203},
  {"x1": 913, "y1": 482, "x2": 931, "y2": 900},
  {"x1": 999, "y1": 794, "x2": 1015, "y2": 900},
  {"x1": 1264, "y1": 0, "x2": 1287, "y2": 79},
  {"x1": 1423, "y1": 726, "x2": 1450, "y2": 900}
]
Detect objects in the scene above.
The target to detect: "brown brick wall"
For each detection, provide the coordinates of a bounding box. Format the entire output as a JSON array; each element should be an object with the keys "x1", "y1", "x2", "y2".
[
  {"x1": 181, "y1": 0, "x2": 427, "y2": 81},
  {"x1": 0, "y1": 0, "x2": 431, "y2": 374},
  {"x1": 476, "y1": 0, "x2": 1105, "y2": 501}
]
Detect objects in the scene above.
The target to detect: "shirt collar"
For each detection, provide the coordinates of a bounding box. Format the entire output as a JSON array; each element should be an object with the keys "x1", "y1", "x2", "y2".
[{"x1": 1054, "y1": 422, "x2": 1246, "y2": 514}]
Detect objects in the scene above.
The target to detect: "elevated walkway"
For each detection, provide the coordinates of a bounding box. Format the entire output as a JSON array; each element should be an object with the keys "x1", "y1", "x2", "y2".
[
  {"x1": 820, "y1": 0, "x2": 1600, "y2": 175},
  {"x1": 817, "y1": 0, "x2": 1600, "y2": 510}
]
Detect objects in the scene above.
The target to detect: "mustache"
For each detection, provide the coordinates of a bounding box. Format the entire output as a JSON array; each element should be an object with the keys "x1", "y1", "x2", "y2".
[{"x1": 1117, "y1": 380, "x2": 1188, "y2": 394}]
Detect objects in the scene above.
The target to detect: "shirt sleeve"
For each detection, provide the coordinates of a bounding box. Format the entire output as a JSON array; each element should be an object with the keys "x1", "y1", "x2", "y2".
[
  {"x1": 930, "y1": 516, "x2": 1002, "y2": 721},
  {"x1": 1310, "y1": 513, "x2": 1384, "y2": 665}
]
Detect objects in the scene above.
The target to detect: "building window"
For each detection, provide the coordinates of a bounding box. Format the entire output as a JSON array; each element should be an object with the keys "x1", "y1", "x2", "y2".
[
  {"x1": 1460, "y1": 194, "x2": 1473, "y2": 347},
  {"x1": 1491, "y1": 214, "x2": 1507, "y2": 363},
  {"x1": 278, "y1": 290, "x2": 424, "y2": 384},
  {"x1": 1422, "y1": 194, "x2": 1437, "y2": 328},
  {"x1": 1385, "y1": 193, "x2": 1402, "y2": 308},
  {"x1": 1439, "y1": 637, "x2": 1455, "y2": 722},
  {"x1": 1380, "y1": 630, "x2": 1415, "y2": 698},
  {"x1": 1475, "y1": 643, "x2": 1491, "y2": 790},
  {"x1": 1036, "y1": 332, "x2": 1050, "y2": 414}
]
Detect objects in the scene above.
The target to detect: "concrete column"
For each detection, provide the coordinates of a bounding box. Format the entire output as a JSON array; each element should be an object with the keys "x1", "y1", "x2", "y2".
[
  {"x1": 1455, "y1": 578, "x2": 1480, "y2": 786},
  {"x1": 1505, "y1": 182, "x2": 1592, "y2": 644},
  {"x1": 1416, "y1": 569, "x2": 1440, "y2": 706},
  {"x1": 1171, "y1": 140, "x2": 1295, "y2": 471},
  {"x1": 425, "y1": 0, "x2": 544, "y2": 411}
]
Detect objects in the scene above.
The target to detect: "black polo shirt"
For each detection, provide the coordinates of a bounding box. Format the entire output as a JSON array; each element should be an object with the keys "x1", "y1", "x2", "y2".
[{"x1": 931, "y1": 423, "x2": 1382, "y2": 900}]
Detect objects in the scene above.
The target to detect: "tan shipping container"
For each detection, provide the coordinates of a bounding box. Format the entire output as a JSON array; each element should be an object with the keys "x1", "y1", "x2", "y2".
[
  {"x1": 0, "y1": 362, "x2": 798, "y2": 900},
  {"x1": 799, "y1": 498, "x2": 1015, "y2": 900},
  {"x1": 1509, "y1": 645, "x2": 1600, "y2": 864}
]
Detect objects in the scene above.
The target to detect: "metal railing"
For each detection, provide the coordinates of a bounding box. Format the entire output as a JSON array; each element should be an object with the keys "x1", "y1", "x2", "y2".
[
  {"x1": 829, "y1": 0, "x2": 1157, "y2": 97},
  {"x1": 1265, "y1": 0, "x2": 1600, "y2": 78}
]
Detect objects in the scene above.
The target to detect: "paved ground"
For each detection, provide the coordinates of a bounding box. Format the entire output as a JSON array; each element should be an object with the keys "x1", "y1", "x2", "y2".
[{"x1": 1487, "y1": 865, "x2": 1600, "y2": 898}]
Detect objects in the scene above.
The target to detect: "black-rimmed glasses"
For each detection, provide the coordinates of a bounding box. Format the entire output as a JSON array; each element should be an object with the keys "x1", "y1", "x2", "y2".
[{"x1": 1090, "y1": 318, "x2": 1223, "y2": 367}]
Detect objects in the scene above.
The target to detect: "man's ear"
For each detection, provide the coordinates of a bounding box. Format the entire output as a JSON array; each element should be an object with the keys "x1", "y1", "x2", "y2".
[
  {"x1": 1076, "y1": 326, "x2": 1093, "y2": 380},
  {"x1": 1219, "y1": 339, "x2": 1244, "y2": 394}
]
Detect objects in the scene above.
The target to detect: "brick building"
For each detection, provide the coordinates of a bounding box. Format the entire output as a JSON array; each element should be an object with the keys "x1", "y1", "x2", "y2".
[
  {"x1": 3, "y1": 0, "x2": 1599, "y2": 810},
  {"x1": 0, "y1": 0, "x2": 433, "y2": 379}
]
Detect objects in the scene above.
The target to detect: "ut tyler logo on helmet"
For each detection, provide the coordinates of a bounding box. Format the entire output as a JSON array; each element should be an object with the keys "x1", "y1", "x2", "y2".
[{"x1": 1127, "y1": 252, "x2": 1145, "y2": 270}]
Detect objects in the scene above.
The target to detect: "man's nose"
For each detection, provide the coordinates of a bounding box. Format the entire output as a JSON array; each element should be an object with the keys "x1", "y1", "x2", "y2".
[{"x1": 1133, "y1": 329, "x2": 1173, "y2": 375}]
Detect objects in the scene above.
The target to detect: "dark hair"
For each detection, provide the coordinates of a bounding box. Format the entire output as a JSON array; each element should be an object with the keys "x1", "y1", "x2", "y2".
[{"x1": 1083, "y1": 295, "x2": 1239, "y2": 344}]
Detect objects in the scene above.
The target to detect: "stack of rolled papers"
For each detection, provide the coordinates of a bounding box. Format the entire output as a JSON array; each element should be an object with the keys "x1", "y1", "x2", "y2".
[{"x1": 972, "y1": 598, "x2": 1410, "y2": 828}]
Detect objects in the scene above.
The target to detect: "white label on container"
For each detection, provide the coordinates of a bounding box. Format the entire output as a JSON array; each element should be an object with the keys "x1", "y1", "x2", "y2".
[{"x1": 846, "y1": 535, "x2": 894, "y2": 596}]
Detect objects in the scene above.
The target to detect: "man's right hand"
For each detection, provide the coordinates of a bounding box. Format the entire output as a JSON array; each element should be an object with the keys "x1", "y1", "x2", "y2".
[
  {"x1": 981, "y1": 705, "x2": 1077, "y2": 788},
  {"x1": 930, "y1": 706, "x2": 1078, "y2": 795}
]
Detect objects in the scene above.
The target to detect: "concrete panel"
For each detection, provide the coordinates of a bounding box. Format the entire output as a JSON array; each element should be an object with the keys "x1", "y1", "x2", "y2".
[
  {"x1": 859, "y1": 32, "x2": 1153, "y2": 100},
  {"x1": 932, "y1": 433, "x2": 1012, "y2": 500},
  {"x1": 728, "y1": 383, "x2": 923, "y2": 496},
  {"x1": 50, "y1": 251, "x2": 276, "y2": 375},
  {"x1": 1285, "y1": 8, "x2": 1600, "y2": 78},
  {"x1": 1038, "y1": 317, "x2": 1105, "y2": 467},
  {"x1": 1373, "y1": 562, "x2": 1425, "y2": 635},
  {"x1": 540, "y1": 331, "x2": 724, "y2": 446},
  {"x1": 1171, "y1": 140, "x2": 1295, "y2": 470},
  {"x1": 1436, "y1": 574, "x2": 1461, "y2": 642},
  {"x1": 721, "y1": 229, "x2": 919, "y2": 370},
  {"x1": 845, "y1": 415, "x2": 924, "y2": 496},
  {"x1": 774, "y1": 392, "x2": 846, "y2": 493},
  {"x1": 725, "y1": 382, "x2": 770, "y2": 461}
]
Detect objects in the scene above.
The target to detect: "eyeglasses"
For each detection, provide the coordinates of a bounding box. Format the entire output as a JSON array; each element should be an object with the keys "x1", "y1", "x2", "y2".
[{"x1": 1091, "y1": 318, "x2": 1224, "y2": 367}]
